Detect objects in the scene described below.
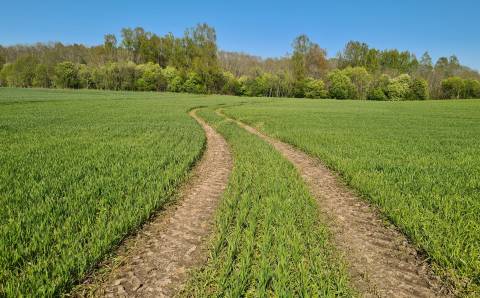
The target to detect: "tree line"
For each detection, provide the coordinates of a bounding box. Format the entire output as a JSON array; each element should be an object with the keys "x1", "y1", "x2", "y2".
[{"x1": 1, "y1": 24, "x2": 479, "y2": 100}]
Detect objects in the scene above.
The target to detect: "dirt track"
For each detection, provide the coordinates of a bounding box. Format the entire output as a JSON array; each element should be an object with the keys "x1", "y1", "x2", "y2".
[
  {"x1": 82, "y1": 109, "x2": 232, "y2": 297},
  {"x1": 219, "y1": 110, "x2": 449, "y2": 298}
]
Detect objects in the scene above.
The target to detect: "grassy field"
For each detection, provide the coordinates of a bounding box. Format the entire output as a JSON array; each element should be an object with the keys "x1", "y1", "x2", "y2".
[
  {"x1": 182, "y1": 107, "x2": 352, "y2": 296},
  {"x1": 225, "y1": 99, "x2": 480, "y2": 293},
  {"x1": 2, "y1": 88, "x2": 479, "y2": 296},
  {"x1": 0, "y1": 88, "x2": 245, "y2": 296}
]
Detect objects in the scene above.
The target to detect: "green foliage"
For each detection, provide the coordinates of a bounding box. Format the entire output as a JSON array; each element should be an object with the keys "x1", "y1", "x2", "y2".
[
  {"x1": 291, "y1": 35, "x2": 309, "y2": 81},
  {"x1": 162, "y1": 66, "x2": 184, "y2": 92},
  {"x1": 342, "y1": 66, "x2": 372, "y2": 99},
  {"x1": 98, "y1": 62, "x2": 136, "y2": 90},
  {"x1": 239, "y1": 74, "x2": 275, "y2": 97},
  {"x1": 304, "y1": 78, "x2": 327, "y2": 99},
  {"x1": 367, "y1": 87, "x2": 387, "y2": 101},
  {"x1": 338, "y1": 41, "x2": 370, "y2": 69},
  {"x1": 292, "y1": 78, "x2": 307, "y2": 98},
  {"x1": 221, "y1": 72, "x2": 242, "y2": 95},
  {"x1": 385, "y1": 74, "x2": 411, "y2": 100},
  {"x1": 0, "y1": 24, "x2": 479, "y2": 100},
  {"x1": 441, "y1": 76, "x2": 465, "y2": 99},
  {"x1": 33, "y1": 64, "x2": 53, "y2": 88},
  {"x1": 0, "y1": 56, "x2": 38, "y2": 87},
  {"x1": 291, "y1": 35, "x2": 328, "y2": 83},
  {"x1": 168, "y1": 75, "x2": 185, "y2": 93},
  {"x1": 0, "y1": 52, "x2": 5, "y2": 71},
  {"x1": 135, "y1": 62, "x2": 166, "y2": 91},
  {"x1": 408, "y1": 78, "x2": 429, "y2": 100},
  {"x1": 54, "y1": 61, "x2": 80, "y2": 89},
  {"x1": 228, "y1": 99, "x2": 480, "y2": 295},
  {"x1": 183, "y1": 108, "x2": 353, "y2": 296},
  {"x1": 1, "y1": 25, "x2": 479, "y2": 100},
  {"x1": 465, "y1": 79, "x2": 480, "y2": 98},
  {"x1": 326, "y1": 70, "x2": 355, "y2": 99},
  {"x1": 0, "y1": 63, "x2": 11, "y2": 86},
  {"x1": 338, "y1": 41, "x2": 419, "y2": 75},
  {"x1": 183, "y1": 71, "x2": 206, "y2": 94},
  {"x1": 440, "y1": 77, "x2": 480, "y2": 99},
  {"x1": 239, "y1": 76, "x2": 257, "y2": 97},
  {"x1": 367, "y1": 74, "x2": 390, "y2": 101},
  {"x1": 77, "y1": 64, "x2": 95, "y2": 89}
]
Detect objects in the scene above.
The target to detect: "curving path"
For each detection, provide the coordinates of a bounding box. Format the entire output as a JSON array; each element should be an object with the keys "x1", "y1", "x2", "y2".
[
  {"x1": 85, "y1": 109, "x2": 232, "y2": 297},
  {"x1": 218, "y1": 109, "x2": 449, "y2": 298}
]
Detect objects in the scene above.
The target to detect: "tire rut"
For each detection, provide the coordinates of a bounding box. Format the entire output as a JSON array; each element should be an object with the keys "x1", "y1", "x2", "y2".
[
  {"x1": 83, "y1": 109, "x2": 232, "y2": 297},
  {"x1": 219, "y1": 110, "x2": 449, "y2": 298}
]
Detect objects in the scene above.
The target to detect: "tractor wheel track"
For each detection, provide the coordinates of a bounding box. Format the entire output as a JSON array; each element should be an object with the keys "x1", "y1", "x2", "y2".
[
  {"x1": 79, "y1": 109, "x2": 232, "y2": 297},
  {"x1": 219, "y1": 110, "x2": 449, "y2": 298}
]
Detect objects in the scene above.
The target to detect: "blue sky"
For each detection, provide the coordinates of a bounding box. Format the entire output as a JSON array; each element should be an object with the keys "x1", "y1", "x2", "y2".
[{"x1": 1, "y1": 0, "x2": 479, "y2": 70}]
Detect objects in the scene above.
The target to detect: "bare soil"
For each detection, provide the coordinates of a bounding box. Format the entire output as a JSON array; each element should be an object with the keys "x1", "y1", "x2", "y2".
[
  {"x1": 221, "y1": 110, "x2": 450, "y2": 298},
  {"x1": 76, "y1": 110, "x2": 232, "y2": 297}
]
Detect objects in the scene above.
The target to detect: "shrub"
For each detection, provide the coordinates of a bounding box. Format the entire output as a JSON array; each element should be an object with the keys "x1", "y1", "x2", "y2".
[
  {"x1": 222, "y1": 72, "x2": 242, "y2": 95},
  {"x1": 91, "y1": 68, "x2": 106, "y2": 89},
  {"x1": 292, "y1": 79, "x2": 307, "y2": 98},
  {"x1": 135, "y1": 62, "x2": 166, "y2": 91},
  {"x1": 0, "y1": 54, "x2": 5, "y2": 71},
  {"x1": 0, "y1": 56, "x2": 38, "y2": 87},
  {"x1": 205, "y1": 69, "x2": 227, "y2": 94},
  {"x1": 326, "y1": 70, "x2": 355, "y2": 99},
  {"x1": 183, "y1": 72, "x2": 206, "y2": 94},
  {"x1": 100, "y1": 63, "x2": 120, "y2": 90},
  {"x1": 304, "y1": 78, "x2": 328, "y2": 99},
  {"x1": 78, "y1": 64, "x2": 95, "y2": 89},
  {"x1": 441, "y1": 77, "x2": 465, "y2": 99},
  {"x1": 366, "y1": 74, "x2": 389, "y2": 100},
  {"x1": 240, "y1": 75, "x2": 264, "y2": 97},
  {"x1": 32, "y1": 64, "x2": 52, "y2": 88},
  {"x1": 367, "y1": 87, "x2": 387, "y2": 100},
  {"x1": 464, "y1": 79, "x2": 480, "y2": 98},
  {"x1": 99, "y1": 62, "x2": 136, "y2": 91},
  {"x1": 54, "y1": 61, "x2": 80, "y2": 89},
  {"x1": 342, "y1": 66, "x2": 372, "y2": 99},
  {"x1": 0, "y1": 63, "x2": 12, "y2": 87},
  {"x1": 241, "y1": 73, "x2": 286, "y2": 97},
  {"x1": 118, "y1": 62, "x2": 137, "y2": 90},
  {"x1": 162, "y1": 66, "x2": 184, "y2": 92},
  {"x1": 385, "y1": 74, "x2": 411, "y2": 100},
  {"x1": 408, "y1": 78, "x2": 429, "y2": 100}
]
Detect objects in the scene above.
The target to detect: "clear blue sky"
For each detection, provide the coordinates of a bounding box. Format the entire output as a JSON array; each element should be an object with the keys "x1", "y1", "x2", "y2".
[{"x1": 1, "y1": 0, "x2": 479, "y2": 70}]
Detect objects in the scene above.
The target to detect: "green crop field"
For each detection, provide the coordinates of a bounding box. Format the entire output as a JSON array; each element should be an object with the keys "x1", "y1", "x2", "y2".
[
  {"x1": 1, "y1": 88, "x2": 479, "y2": 296},
  {"x1": 224, "y1": 99, "x2": 480, "y2": 293},
  {"x1": 0, "y1": 88, "x2": 246, "y2": 296},
  {"x1": 182, "y1": 108, "x2": 352, "y2": 296}
]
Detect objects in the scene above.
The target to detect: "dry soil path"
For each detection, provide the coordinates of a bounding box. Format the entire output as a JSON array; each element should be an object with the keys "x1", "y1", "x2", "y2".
[
  {"x1": 218, "y1": 109, "x2": 449, "y2": 298},
  {"x1": 86, "y1": 109, "x2": 232, "y2": 297}
]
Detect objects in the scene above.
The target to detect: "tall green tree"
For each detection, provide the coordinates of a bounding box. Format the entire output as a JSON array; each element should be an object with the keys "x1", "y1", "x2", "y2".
[
  {"x1": 291, "y1": 34, "x2": 312, "y2": 81},
  {"x1": 418, "y1": 52, "x2": 433, "y2": 78},
  {"x1": 291, "y1": 35, "x2": 327, "y2": 80},
  {"x1": 184, "y1": 23, "x2": 221, "y2": 93},
  {"x1": 104, "y1": 34, "x2": 117, "y2": 62},
  {"x1": 338, "y1": 41, "x2": 370, "y2": 69}
]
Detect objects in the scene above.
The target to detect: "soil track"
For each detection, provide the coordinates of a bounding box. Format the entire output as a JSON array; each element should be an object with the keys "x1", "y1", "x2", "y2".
[
  {"x1": 219, "y1": 109, "x2": 449, "y2": 298},
  {"x1": 84, "y1": 109, "x2": 232, "y2": 297}
]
